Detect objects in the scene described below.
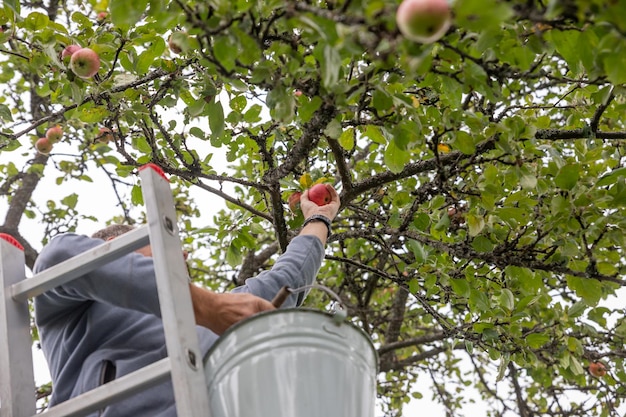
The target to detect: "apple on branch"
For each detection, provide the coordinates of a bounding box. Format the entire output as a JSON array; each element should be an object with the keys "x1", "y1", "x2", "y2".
[
  {"x1": 588, "y1": 361, "x2": 607, "y2": 378},
  {"x1": 35, "y1": 137, "x2": 53, "y2": 154},
  {"x1": 396, "y1": 0, "x2": 452, "y2": 44},
  {"x1": 97, "y1": 127, "x2": 114, "y2": 143},
  {"x1": 168, "y1": 31, "x2": 189, "y2": 54},
  {"x1": 69, "y1": 47, "x2": 101, "y2": 79},
  {"x1": 46, "y1": 125, "x2": 63, "y2": 143},
  {"x1": 61, "y1": 44, "x2": 81, "y2": 62},
  {"x1": 288, "y1": 191, "x2": 302, "y2": 213}
]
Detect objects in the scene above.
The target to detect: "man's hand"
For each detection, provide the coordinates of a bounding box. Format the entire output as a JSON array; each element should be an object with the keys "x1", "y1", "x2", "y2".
[
  {"x1": 299, "y1": 184, "x2": 341, "y2": 245},
  {"x1": 190, "y1": 286, "x2": 275, "y2": 335},
  {"x1": 300, "y1": 184, "x2": 340, "y2": 221}
]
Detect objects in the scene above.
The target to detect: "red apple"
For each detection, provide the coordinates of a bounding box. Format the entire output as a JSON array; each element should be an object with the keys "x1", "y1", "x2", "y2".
[
  {"x1": 589, "y1": 361, "x2": 607, "y2": 378},
  {"x1": 97, "y1": 127, "x2": 114, "y2": 143},
  {"x1": 168, "y1": 31, "x2": 191, "y2": 54},
  {"x1": 288, "y1": 191, "x2": 302, "y2": 213},
  {"x1": 35, "y1": 137, "x2": 53, "y2": 154},
  {"x1": 46, "y1": 125, "x2": 63, "y2": 142},
  {"x1": 69, "y1": 48, "x2": 100, "y2": 79},
  {"x1": 396, "y1": 0, "x2": 452, "y2": 44},
  {"x1": 61, "y1": 44, "x2": 81, "y2": 61},
  {"x1": 308, "y1": 184, "x2": 332, "y2": 206}
]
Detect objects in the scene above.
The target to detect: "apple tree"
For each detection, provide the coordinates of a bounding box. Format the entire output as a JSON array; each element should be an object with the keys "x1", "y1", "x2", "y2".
[{"x1": 1, "y1": 0, "x2": 626, "y2": 416}]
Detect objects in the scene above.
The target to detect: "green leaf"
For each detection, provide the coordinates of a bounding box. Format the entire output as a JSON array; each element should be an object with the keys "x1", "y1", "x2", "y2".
[
  {"x1": 77, "y1": 105, "x2": 108, "y2": 123},
  {"x1": 213, "y1": 35, "x2": 237, "y2": 71},
  {"x1": 555, "y1": 164, "x2": 579, "y2": 190},
  {"x1": 267, "y1": 87, "x2": 295, "y2": 123},
  {"x1": 363, "y1": 125, "x2": 387, "y2": 145},
  {"x1": 407, "y1": 239, "x2": 429, "y2": 264},
  {"x1": 338, "y1": 127, "x2": 354, "y2": 150},
  {"x1": 526, "y1": 333, "x2": 550, "y2": 349},
  {"x1": 466, "y1": 214, "x2": 485, "y2": 236},
  {"x1": 323, "y1": 119, "x2": 342, "y2": 140},
  {"x1": 450, "y1": 278, "x2": 470, "y2": 298},
  {"x1": 499, "y1": 288, "x2": 515, "y2": 311},
  {"x1": 321, "y1": 44, "x2": 341, "y2": 90},
  {"x1": 24, "y1": 12, "x2": 49, "y2": 30},
  {"x1": 471, "y1": 236, "x2": 494, "y2": 252},
  {"x1": 226, "y1": 242, "x2": 242, "y2": 267},
  {"x1": 454, "y1": 131, "x2": 476, "y2": 155},
  {"x1": 131, "y1": 185, "x2": 144, "y2": 205},
  {"x1": 189, "y1": 127, "x2": 205, "y2": 140},
  {"x1": 547, "y1": 30, "x2": 583, "y2": 75},
  {"x1": 61, "y1": 193, "x2": 78, "y2": 209},
  {"x1": 566, "y1": 276, "x2": 603, "y2": 305},
  {"x1": 604, "y1": 52, "x2": 626, "y2": 85},
  {"x1": 596, "y1": 167, "x2": 626, "y2": 187},
  {"x1": 469, "y1": 288, "x2": 490, "y2": 312},
  {"x1": 110, "y1": 0, "x2": 149, "y2": 30},
  {"x1": 206, "y1": 101, "x2": 224, "y2": 137},
  {"x1": 384, "y1": 140, "x2": 409, "y2": 173},
  {"x1": 0, "y1": 104, "x2": 13, "y2": 122},
  {"x1": 3, "y1": 0, "x2": 20, "y2": 14}
]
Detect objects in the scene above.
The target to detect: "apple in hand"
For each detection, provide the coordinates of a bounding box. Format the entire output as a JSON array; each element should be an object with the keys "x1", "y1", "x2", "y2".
[
  {"x1": 396, "y1": 0, "x2": 452, "y2": 44},
  {"x1": 70, "y1": 48, "x2": 101, "y2": 79},
  {"x1": 35, "y1": 137, "x2": 53, "y2": 154},
  {"x1": 308, "y1": 183, "x2": 332, "y2": 206},
  {"x1": 288, "y1": 191, "x2": 302, "y2": 213},
  {"x1": 588, "y1": 361, "x2": 607, "y2": 378},
  {"x1": 46, "y1": 125, "x2": 63, "y2": 142}
]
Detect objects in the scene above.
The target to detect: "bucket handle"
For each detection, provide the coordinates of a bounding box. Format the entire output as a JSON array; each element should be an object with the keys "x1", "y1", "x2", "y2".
[{"x1": 271, "y1": 284, "x2": 348, "y2": 323}]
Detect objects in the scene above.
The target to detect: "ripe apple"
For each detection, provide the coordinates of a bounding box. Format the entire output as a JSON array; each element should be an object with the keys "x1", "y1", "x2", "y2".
[
  {"x1": 168, "y1": 32, "x2": 187, "y2": 54},
  {"x1": 396, "y1": 0, "x2": 452, "y2": 44},
  {"x1": 46, "y1": 125, "x2": 63, "y2": 142},
  {"x1": 308, "y1": 184, "x2": 332, "y2": 206},
  {"x1": 288, "y1": 191, "x2": 302, "y2": 213},
  {"x1": 589, "y1": 361, "x2": 607, "y2": 378},
  {"x1": 35, "y1": 137, "x2": 53, "y2": 154},
  {"x1": 69, "y1": 48, "x2": 101, "y2": 79},
  {"x1": 61, "y1": 44, "x2": 81, "y2": 61},
  {"x1": 97, "y1": 127, "x2": 114, "y2": 143}
]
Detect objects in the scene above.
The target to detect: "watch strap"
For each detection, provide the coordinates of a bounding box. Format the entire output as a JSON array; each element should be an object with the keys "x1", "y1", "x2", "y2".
[{"x1": 302, "y1": 214, "x2": 332, "y2": 239}]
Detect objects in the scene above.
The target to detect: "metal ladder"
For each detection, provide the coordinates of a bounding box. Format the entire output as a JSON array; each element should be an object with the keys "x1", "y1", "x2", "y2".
[{"x1": 0, "y1": 163, "x2": 211, "y2": 417}]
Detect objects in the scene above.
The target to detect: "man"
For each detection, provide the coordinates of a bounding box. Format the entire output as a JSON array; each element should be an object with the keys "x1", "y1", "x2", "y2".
[{"x1": 33, "y1": 185, "x2": 340, "y2": 416}]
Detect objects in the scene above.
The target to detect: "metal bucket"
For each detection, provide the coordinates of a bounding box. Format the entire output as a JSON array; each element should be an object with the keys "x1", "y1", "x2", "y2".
[{"x1": 203, "y1": 308, "x2": 378, "y2": 417}]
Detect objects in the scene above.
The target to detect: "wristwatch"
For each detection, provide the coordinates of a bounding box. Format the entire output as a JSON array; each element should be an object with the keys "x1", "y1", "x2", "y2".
[{"x1": 302, "y1": 214, "x2": 332, "y2": 239}]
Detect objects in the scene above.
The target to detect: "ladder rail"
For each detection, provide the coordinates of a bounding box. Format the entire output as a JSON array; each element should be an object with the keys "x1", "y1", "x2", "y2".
[
  {"x1": 140, "y1": 165, "x2": 211, "y2": 417},
  {"x1": 0, "y1": 238, "x2": 37, "y2": 417},
  {"x1": 35, "y1": 358, "x2": 171, "y2": 417},
  {"x1": 0, "y1": 164, "x2": 211, "y2": 417},
  {"x1": 11, "y1": 226, "x2": 150, "y2": 302}
]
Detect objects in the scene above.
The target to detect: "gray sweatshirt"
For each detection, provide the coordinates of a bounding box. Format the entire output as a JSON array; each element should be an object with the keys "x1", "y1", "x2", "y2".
[{"x1": 33, "y1": 232, "x2": 324, "y2": 416}]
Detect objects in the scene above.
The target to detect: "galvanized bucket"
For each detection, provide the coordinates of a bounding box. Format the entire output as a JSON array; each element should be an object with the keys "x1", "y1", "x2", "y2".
[{"x1": 203, "y1": 308, "x2": 378, "y2": 417}]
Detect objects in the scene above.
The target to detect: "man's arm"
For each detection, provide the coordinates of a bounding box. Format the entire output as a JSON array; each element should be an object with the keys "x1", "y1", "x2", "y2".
[{"x1": 190, "y1": 184, "x2": 341, "y2": 333}]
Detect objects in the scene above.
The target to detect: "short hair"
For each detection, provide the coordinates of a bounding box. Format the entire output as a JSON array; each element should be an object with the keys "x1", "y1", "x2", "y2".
[{"x1": 91, "y1": 224, "x2": 135, "y2": 241}]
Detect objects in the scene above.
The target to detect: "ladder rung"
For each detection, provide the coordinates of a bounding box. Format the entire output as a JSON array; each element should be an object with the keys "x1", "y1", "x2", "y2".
[
  {"x1": 11, "y1": 226, "x2": 150, "y2": 302},
  {"x1": 35, "y1": 357, "x2": 172, "y2": 417}
]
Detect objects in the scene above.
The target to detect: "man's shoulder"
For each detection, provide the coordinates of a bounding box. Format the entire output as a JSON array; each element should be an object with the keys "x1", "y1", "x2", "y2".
[{"x1": 34, "y1": 233, "x2": 95, "y2": 273}]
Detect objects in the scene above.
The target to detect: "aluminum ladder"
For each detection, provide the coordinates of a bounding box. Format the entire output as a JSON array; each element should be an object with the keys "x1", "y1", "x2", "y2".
[{"x1": 0, "y1": 163, "x2": 211, "y2": 417}]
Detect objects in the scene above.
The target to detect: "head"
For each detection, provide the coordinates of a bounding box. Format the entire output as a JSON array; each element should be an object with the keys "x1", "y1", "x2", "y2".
[
  {"x1": 91, "y1": 224, "x2": 187, "y2": 259},
  {"x1": 91, "y1": 224, "x2": 153, "y2": 257}
]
